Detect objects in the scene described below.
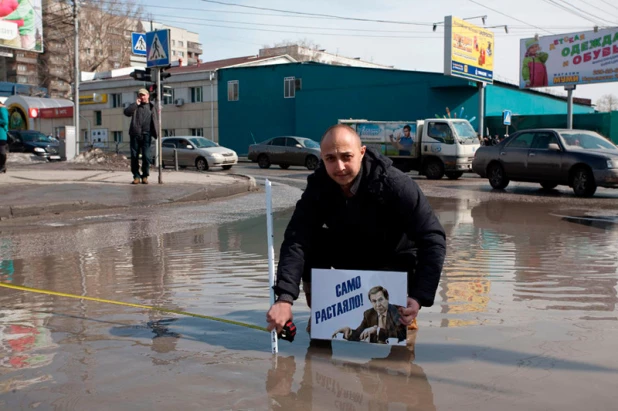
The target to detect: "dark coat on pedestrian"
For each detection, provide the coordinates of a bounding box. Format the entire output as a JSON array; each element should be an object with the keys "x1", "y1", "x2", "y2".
[
  {"x1": 274, "y1": 147, "x2": 446, "y2": 307},
  {"x1": 123, "y1": 102, "x2": 158, "y2": 138}
]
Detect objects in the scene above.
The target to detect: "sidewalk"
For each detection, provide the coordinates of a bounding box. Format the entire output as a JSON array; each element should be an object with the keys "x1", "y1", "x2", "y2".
[{"x1": 0, "y1": 169, "x2": 257, "y2": 220}]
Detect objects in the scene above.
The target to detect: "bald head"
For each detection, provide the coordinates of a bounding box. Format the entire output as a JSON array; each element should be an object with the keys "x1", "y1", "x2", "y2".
[{"x1": 320, "y1": 124, "x2": 366, "y2": 194}]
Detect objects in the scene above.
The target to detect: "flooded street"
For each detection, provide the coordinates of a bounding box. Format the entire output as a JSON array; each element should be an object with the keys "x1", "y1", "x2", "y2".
[{"x1": 1, "y1": 179, "x2": 618, "y2": 410}]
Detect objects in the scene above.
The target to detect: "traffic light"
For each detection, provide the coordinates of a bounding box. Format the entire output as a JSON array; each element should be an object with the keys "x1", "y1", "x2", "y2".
[{"x1": 130, "y1": 68, "x2": 153, "y2": 82}]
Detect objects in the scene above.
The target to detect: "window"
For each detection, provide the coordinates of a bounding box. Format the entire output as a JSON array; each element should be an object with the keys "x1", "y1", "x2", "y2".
[
  {"x1": 271, "y1": 137, "x2": 286, "y2": 146},
  {"x1": 227, "y1": 80, "x2": 239, "y2": 101},
  {"x1": 17, "y1": 64, "x2": 27, "y2": 72},
  {"x1": 178, "y1": 51, "x2": 184, "y2": 57},
  {"x1": 507, "y1": 133, "x2": 534, "y2": 149},
  {"x1": 94, "y1": 111, "x2": 102, "y2": 126},
  {"x1": 427, "y1": 122, "x2": 454, "y2": 144},
  {"x1": 531, "y1": 133, "x2": 559, "y2": 150},
  {"x1": 172, "y1": 40, "x2": 176, "y2": 46},
  {"x1": 190, "y1": 86, "x2": 203, "y2": 103},
  {"x1": 172, "y1": 50, "x2": 176, "y2": 56},
  {"x1": 17, "y1": 76, "x2": 27, "y2": 84},
  {"x1": 113, "y1": 131, "x2": 123, "y2": 142},
  {"x1": 178, "y1": 41, "x2": 184, "y2": 47},
  {"x1": 284, "y1": 77, "x2": 295, "y2": 98},
  {"x1": 163, "y1": 88, "x2": 175, "y2": 105},
  {"x1": 163, "y1": 129, "x2": 175, "y2": 137},
  {"x1": 190, "y1": 128, "x2": 204, "y2": 137},
  {"x1": 111, "y1": 93, "x2": 122, "y2": 108},
  {"x1": 286, "y1": 137, "x2": 300, "y2": 147},
  {"x1": 86, "y1": 48, "x2": 92, "y2": 55}
]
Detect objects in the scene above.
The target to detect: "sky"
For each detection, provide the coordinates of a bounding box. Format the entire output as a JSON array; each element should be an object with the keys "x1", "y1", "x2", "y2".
[{"x1": 137, "y1": 0, "x2": 618, "y2": 105}]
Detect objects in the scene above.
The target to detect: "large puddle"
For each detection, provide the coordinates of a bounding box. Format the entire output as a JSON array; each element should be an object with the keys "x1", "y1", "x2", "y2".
[{"x1": 1, "y1": 196, "x2": 617, "y2": 409}]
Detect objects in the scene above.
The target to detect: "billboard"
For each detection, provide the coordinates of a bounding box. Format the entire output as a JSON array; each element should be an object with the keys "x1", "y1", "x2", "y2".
[
  {"x1": 520, "y1": 27, "x2": 618, "y2": 88},
  {"x1": 444, "y1": 15, "x2": 494, "y2": 83},
  {"x1": 0, "y1": 0, "x2": 43, "y2": 52}
]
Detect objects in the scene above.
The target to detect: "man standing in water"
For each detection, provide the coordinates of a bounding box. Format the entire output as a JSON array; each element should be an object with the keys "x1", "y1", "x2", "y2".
[{"x1": 266, "y1": 124, "x2": 446, "y2": 336}]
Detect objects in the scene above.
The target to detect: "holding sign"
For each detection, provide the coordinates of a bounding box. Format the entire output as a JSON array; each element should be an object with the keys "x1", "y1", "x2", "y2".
[{"x1": 311, "y1": 269, "x2": 408, "y2": 345}]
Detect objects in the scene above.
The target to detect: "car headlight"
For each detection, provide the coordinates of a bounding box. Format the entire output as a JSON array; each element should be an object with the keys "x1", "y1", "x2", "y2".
[
  {"x1": 607, "y1": 160, "x2": 615, "y2": 169},
  {"x1": 34, "y1": 147, "x2": 45, "y2": 153}
]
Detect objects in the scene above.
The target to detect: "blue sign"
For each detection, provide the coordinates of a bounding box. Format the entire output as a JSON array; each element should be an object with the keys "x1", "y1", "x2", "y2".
[
  {"x1": 146, "y1": 29, "x2": 170, "y2": 68},
  {"x1": 131, "y1": 33, "x2": 147, "y2": 56},
  {"x1": 503, "y1": 110, "x2": 512, "y2": 126}
]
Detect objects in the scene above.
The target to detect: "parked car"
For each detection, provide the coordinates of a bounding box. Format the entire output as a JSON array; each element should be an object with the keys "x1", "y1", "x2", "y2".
[
  {"x1": 472, "y1": 128, "x2": 618, "y2": 197},
  {"x1": 8, "y1": 130, "x2": 61, "y2": 161},
  {"x1": 248, "y1": 136, "x2": 321, "y2": 170},
  {"x1": 161, "y1": 136, "x2": 238, "y2": 171}
]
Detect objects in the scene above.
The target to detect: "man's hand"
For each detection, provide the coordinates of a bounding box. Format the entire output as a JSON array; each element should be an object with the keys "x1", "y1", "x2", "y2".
[
  {"x1": 332, "y1": 326, "x2": 352, "y2": 339},
  {"x1": 398, "y1": 297, "x2": 420, "y2": 326},
  {"x1": 266, "y1": 301, "x2": 293, "y2": 334},
  {"x1": 136, "y1": 99, "x2": 141, "y2": 105},
  {"x1": 359, "y1": 325, "x2": 378, "y2": 341}
]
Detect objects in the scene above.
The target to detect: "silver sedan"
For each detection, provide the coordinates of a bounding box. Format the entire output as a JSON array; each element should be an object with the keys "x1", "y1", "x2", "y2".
[
  {"x1": 161, "y1": 136, "x2": 238, "y2": 171},
  {"x1": 248, "y1": 136, "x2": 321, "y2": 170}
]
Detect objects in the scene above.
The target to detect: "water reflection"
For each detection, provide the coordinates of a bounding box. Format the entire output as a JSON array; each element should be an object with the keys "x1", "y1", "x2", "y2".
[{"x1": 267, "y1": 337, "x2": 435, "y2": 410}]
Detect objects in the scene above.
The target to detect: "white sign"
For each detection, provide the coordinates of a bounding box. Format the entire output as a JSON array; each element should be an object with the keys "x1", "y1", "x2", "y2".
[
  {"x1": 311, "y1": 269, "x2": 408, "y2": 346},
  {"x1": 0, "y1": 21, "x2": 18, "y2": 41},
  {"x1": 503, "y1": 110, "x2": 512, "y2": 126}
]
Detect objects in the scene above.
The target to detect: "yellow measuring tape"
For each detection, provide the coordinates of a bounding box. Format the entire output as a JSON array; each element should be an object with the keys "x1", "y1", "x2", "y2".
[{"x1": 0, "y1": 282, "x2": 268, "y2": 332}]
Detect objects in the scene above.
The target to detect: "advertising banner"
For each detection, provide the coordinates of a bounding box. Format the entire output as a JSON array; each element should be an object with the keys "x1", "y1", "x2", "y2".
[
  {"x1": 444, "y1": 15, "x2": 494, "y2": 83},
  {"x1": 346, "y1": 121, "x2": 417, "y2": 157},
  {"x1": 311, "y1": 269, "x2": 408, "y2": 346},
  {"x1": 520, "y1": 28, "x2": 618, "y2": 88},
  {"x1": 0, "y1": 0, "x2": 43, "y2": 52}
]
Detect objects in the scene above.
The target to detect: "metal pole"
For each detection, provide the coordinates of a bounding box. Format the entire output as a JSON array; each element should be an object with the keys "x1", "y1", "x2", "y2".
[
  {"x1": 265, "y1": 179, "x2": 278, "y2": 354},
  {"x1": 210, "y1": 71, "x2": 214, "y2": 141},
  {"x1": 157, "y1": 67, "x2": 163, "y2": 184},
  {"x1": 566, "y1": 85, "x2": 575, "y2": 129},
  {"x1": 73, "y1": 0, "x2": 80, "y2": 154},
  {"x1": 174, "y1": 148, "x2": 178, "y2": 171},
  {"x1": 477, "y1": 81, "x2": 485, "y2": 139}
]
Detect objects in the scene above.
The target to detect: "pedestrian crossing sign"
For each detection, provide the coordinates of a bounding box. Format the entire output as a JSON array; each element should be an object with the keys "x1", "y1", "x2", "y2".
[
  {"x1": 131, "y1": 33, "x2": 147, "y2": 56},
  {"x1": 503, "y1": 110, "x2": 512, "y2": 126},
  {"x1": 146, "y1": 29, "x2": 171, "y2": 68}
]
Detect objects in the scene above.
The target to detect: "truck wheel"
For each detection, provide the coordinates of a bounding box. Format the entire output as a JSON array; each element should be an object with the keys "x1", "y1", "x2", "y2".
[
  {"x1": 445, "y1": 171, "x2": 464, "y2": 180},
  {"x1": 487, "y1": 163, "x2": 509, "y2": 189},
  {"x1": 571, "y1": 167, "x2": 596, "y2": 197},
  {"x1": 424, "y1": 160, "x2": 444, "y2": 180}
]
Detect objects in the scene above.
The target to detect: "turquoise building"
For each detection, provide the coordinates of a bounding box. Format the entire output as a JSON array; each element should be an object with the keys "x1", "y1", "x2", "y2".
[{"x1": 218, "y1": 63, "x2": 595, "y2": 155}]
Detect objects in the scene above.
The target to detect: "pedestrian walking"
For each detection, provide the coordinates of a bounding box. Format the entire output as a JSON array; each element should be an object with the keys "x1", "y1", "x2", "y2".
[{"x1": 123, "y1": 88, "x2": 158, "y2": 184}]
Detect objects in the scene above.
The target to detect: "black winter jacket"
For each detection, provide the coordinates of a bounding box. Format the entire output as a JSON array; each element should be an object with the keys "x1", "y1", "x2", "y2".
[
  {"x1": 274, "y1": 147, "x2": 446, "y2": 307},
  {"x1": 123, "y1": 102, "x2": 159, "y2": 138}
]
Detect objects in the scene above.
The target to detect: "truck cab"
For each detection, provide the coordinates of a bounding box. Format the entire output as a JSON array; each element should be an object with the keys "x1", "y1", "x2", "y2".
[{"x1": 339, "y1": 118, "x2": 480, "y2": 180}]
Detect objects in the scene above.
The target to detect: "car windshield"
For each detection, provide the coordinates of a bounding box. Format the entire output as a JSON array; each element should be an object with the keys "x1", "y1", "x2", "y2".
[
  {"x1": 189, "y1": 137, "x2": 218, "y2": 148},
  {"x1": 452, "y1": 121, "x2": 479, "y2": 145},
  {"x1": 302, "y1": 139, "x2": 320, "y2": 149},
  {"x1": 22, "y1": 132, "x2": 52, "y2": 143},
  {"x1": 560, "y1": 131, "x2": 618, "y2": 151}
]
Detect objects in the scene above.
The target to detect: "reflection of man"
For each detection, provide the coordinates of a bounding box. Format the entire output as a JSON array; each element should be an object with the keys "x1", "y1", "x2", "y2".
[
  {"x1": 389, "y1": 125, "x2": 414, "y2": 155},
  {"x1": 266, "y1": 337, "x2": 436, "y2": 411},
  {"x1": 332, "y1": 286, "x2": 407, "y2": 343}
]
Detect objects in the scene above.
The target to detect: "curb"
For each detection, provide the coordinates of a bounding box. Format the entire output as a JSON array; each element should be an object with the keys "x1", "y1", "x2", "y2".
[{"x1": 0, "y1": 175, "x2": 257, "y2": 221}]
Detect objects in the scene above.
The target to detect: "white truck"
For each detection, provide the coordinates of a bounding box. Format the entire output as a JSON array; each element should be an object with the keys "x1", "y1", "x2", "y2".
[{"x1": 338, "y1": 118, "x2": 480, "y2": 180}]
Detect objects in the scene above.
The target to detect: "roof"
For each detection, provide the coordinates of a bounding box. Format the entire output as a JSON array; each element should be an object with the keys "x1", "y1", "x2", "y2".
[{"x1": 4, "y1": 95, "x2": 73, "y2": 109}]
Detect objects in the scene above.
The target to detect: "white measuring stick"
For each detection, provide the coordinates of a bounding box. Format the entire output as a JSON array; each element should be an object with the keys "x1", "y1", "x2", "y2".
[{"x1": 265, "y1": 179, "x2": 278, "y2": 354}]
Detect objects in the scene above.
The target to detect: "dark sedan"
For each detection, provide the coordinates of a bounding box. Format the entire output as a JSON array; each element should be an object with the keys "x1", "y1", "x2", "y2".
[
  {"x1": 472, "y1": 129, "x2": 618, "y2": 197},
  {"x1": 248, "y1": 136, "x2": 321, "y2": 170},
  {"x1": 8, "y1": 130, "x2": 61, "y2": 161}
]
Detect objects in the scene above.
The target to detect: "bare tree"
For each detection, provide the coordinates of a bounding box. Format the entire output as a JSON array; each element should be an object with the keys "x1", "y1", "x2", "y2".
[
  {"x1": 40, "y1": 0, "x2": 143, "y2": 98},
  {"x1": 596, "y1": 94, "x2": 618, "y2": 112}
]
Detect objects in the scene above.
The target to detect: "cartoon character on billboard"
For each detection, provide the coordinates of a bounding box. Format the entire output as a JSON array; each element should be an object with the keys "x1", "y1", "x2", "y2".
[
  {"x1": 389, "y1": 124, "x2": 414, "y2": 155},
  {"x1": 522, "y1": 38, "x2": 549, "y2": 88},
  {"x1": 331, "y1": 286, "x2": 407, "y2": 344}
]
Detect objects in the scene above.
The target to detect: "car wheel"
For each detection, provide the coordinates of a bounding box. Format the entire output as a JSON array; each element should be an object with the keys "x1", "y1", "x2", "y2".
[
  {"x1": 424, "y1": 159, "x2": 444, "y2": 180},
  {"x1": 222, "y1": 165, "x2": 233, "y2": 170},
  {"x1": 487, "y1": 163, "x2": 509, "y2": 189},
  {"x1": 540, "y1": 182, "x2": 558, "y2": 190},
  {"x1": 195, "y1": 157, "x2": 209, "y2": 171},
  {"x1": 305, "y1": 155, "x2": 319, "y2": 170},
  {"x1": 258, "y1": 154, "x2": 271, "y2": 169},
  {"x1": 279, "y1": 164, "x2": 290, "y2": 170},
  {"x1": 445, "y1": 171, "x2": 464, "y2": 180},
  {"x1": 571, "y1": 167, "x2": 596, "y2": 197}
]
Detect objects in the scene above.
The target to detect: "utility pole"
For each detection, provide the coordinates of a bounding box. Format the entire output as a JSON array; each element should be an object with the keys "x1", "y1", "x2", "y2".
[{"x1": 73, "y1": 0, "x2": 80, "y2": 153}]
